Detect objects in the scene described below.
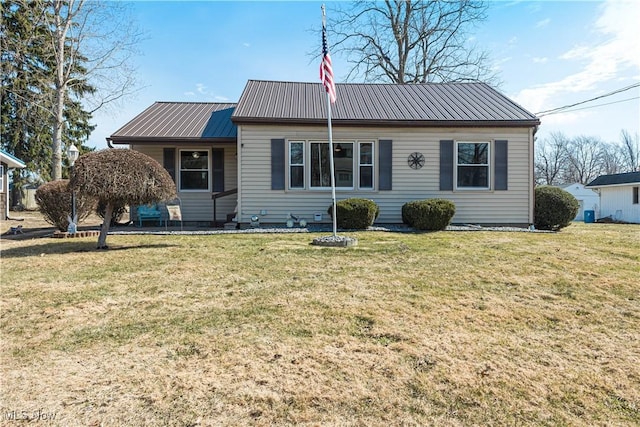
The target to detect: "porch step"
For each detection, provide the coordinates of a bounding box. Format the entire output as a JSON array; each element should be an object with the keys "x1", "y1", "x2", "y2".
[{"x1": 223, "y1": 222, "x2": 238, "y2": 230}]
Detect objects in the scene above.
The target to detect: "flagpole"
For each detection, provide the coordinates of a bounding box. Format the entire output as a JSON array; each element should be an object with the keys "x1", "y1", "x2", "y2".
[
  {"x1": 322, "y1": 4, "x2": 338, "y2": 237},
  {"x1": 327, "y1": 91, "x2": 337, "y2": 237}
]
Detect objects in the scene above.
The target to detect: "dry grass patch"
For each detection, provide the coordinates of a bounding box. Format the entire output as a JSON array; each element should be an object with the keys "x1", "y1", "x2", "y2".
[{"x1": 1, "y1": 224, "x2": 639, "y2": 425}]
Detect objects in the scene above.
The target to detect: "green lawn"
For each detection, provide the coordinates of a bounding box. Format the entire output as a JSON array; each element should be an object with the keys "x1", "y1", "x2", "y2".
[{"x1": 1, "y1": 223, "x2": 639, "y2": 426}]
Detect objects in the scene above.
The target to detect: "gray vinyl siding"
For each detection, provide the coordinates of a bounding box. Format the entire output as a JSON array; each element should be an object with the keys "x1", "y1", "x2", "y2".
[
  {"x1": 237, "y1": 125, "x2": 533, "y2": 225},
  {"x1": 131, "y1": 144, "x2": 237, "y2": 223}
]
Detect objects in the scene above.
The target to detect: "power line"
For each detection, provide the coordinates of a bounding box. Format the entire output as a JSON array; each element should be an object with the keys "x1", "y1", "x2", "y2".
[
  {"x1": 535, "y1": 83, "x2": 640, "y2": 116},
  {"x1": 537, "y1": 96, "x2": 640, "y2": 117}
]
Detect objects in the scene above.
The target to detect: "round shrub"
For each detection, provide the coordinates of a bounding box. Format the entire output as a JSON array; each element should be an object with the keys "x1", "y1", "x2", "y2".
[
  {"x1": 402, "y1": 199, "x2": 456, "y2": 231},
  {"x1": 35, "y1": 180, "x2": 96, "y2": 231},
  {"x1": 328, "y1": 198, "x2": 380, "y2": 229},
  {"x1": 534, "y1": 186, "x2": 579, "y2": 231}
]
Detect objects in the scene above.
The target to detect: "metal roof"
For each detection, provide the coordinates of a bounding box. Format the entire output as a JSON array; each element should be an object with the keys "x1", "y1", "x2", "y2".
[
  {"x1": 586, "y1": 171, "x2": 640, "y2": 187},
  {"x1": 109, "y1": 102, "x2": 237, "y2": 143},
  {"x1": 231, "y1": 80, "x2": 540, "y2": 127}
]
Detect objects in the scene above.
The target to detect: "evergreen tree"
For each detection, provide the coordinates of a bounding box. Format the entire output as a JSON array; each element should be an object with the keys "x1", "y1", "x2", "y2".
[{"x1": 1, "y1": 0, "x2": 95, "y2": 205}]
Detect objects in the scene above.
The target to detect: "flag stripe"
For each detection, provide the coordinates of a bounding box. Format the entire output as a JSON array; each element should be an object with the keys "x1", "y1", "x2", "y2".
[{"x1": 320, "y1": 23, "x2": 336, "y2": 103}]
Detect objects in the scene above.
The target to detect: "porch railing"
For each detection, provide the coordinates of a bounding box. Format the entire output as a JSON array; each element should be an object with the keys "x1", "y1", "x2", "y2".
[{"x1": 212, "y1": 188, "x2": 238, "y2": 227}]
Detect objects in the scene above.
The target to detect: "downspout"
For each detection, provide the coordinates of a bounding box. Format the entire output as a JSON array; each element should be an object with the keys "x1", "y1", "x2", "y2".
[
  {"x1": 236, "y1": 127, "x2": 242, "y2": 225},
  {"x1": 529, "y1": 126, "x2": 536, "y2": 226},
  {"x1": 106, "y1": 137, "x2": 115, "y2": 149}
]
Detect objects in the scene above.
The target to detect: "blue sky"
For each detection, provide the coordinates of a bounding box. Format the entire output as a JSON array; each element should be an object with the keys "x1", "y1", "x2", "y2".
[{"x1": 89, "y1": 0, "x2": 639, "y2": 149}]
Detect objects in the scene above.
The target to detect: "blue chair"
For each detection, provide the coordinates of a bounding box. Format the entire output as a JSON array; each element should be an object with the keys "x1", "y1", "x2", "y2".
[{"x1": 136, "y1": 204, "x2": 163, "y2": 227}]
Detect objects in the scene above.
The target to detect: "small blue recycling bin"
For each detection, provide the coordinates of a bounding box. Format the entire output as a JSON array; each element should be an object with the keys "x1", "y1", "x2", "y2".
[{"x1": 584, "y1": 210, "x2": 595, "y2": 223}]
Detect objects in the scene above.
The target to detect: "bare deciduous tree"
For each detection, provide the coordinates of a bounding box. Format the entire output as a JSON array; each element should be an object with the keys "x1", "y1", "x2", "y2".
[
  {"x1": 535, "y1": 130, "x2": 640, "y2": 186},
  {"x1": 619, "y1": 129, "x2": 640, "y2": 172},
  {"x1": 70, "y1": 149, "x2": 176, "y2": 249},
  {"x1": 328, "y1": 0, "x2": 498, "y2": 84},
  {"x1": 535, "y1": 132, "x2": 569, "y2": 185},
  {"x1": 48, "y1": 0, "x2": 142, "y2": 180},
  {"x1": 564, "y1": 136, "x2": 605, "y2": 185}
]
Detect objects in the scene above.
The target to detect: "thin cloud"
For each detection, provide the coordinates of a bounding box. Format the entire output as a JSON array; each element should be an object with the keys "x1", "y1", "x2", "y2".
[
  {"x1": 515, "y1": 0, "x2": 640, "y2": 113},
  {"x1": 535, "y1": 18, "x2": 551, "y2": 28},
  {"x1": 532, "y1": 57, "x2": 548, "y2": 64}
]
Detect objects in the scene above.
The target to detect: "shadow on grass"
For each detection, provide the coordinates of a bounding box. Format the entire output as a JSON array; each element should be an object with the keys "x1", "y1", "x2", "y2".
[{"x1": 0, "y1": 241, "x2": 180, "y2": 258}]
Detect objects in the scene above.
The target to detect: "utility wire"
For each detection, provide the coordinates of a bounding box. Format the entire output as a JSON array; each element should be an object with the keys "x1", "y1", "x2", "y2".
[
  {"x1": 537, "y1": 96, "x2": 640, "y2": 117},
  {"x1": 535, "y1": 82, "x2": 640, "y2": 116}
]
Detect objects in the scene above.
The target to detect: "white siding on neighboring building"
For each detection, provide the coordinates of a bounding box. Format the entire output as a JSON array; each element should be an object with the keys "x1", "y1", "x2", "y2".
[
  {"x1": 237, "y1": 124, "x2": 533, "y2": 226},
  {"x1": 562, "y1": 183, "x2": 600, "y2": 221},
  {"x1": 131, "y1": 144, "x2": 238, "y2": 223},
  {"x1": 597, "y1": 185, "x2": 640, "y2": 223}
]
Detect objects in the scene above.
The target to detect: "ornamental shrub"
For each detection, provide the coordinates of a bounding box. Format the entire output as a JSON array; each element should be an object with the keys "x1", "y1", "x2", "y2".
[
  {"x1": 328, "y1": 198, "x2": 380, "y2": 229},
  {"x1": 35, "y1": 180, "x2": 96, "y2": 231},
  {"x1": 534, "y1": 186, "x2": 579, "y2": 231},
  {"x1": 402, "y1": 199, "x2": 456, "y2": 231}
]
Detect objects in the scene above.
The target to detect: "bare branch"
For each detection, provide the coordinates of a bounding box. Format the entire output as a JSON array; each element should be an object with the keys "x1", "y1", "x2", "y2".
[{"x1": 327, "y1": 0, "x2": 497, "y2": 84}]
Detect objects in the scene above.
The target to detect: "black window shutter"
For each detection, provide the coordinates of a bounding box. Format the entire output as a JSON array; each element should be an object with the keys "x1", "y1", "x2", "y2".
[
  {"x1": 271, "y1": 139, "x2": 285, "y2": 190},
  {"x1": 163, "y1": 148, "x2": 176, "y2": 182},
  {"x1": 212, "y1": 148, "x2": 225, "y2": 192},
  {"x1": 378, "y1": 139, "x2": 392, "y2": 191},
  {"x1": 440, "y1": 140, "x2": 454, "y2": 191},
  {"x1": 494, "y1": 140, "x2": 508, "y2": 191}
]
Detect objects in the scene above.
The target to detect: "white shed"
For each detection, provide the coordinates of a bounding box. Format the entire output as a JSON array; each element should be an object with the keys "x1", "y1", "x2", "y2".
[
  {"x1": 586, "y1": 172, "x2": 640, "y2": 223},
  {"x1": 562, "y1": 183, "x2": 600, "y2": 221}
]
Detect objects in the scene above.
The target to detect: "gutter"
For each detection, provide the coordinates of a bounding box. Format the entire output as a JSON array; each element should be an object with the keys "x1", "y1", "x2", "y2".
[{"x1": 230, "y1": 117, "x2": 541, "y2": 128}]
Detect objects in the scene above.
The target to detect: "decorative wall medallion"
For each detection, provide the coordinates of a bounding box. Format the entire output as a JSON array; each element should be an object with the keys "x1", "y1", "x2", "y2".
[{"x1": 407, "y1": 152, "x2": 425, "y2": 169}]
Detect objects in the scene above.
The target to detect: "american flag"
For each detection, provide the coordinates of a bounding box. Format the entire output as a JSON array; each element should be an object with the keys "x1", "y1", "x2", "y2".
[{"x1": 320, "y1": 18, "x2": 336, "y2": 103}]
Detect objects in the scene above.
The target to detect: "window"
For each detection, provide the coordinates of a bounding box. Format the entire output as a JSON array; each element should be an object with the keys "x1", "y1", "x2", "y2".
[
  {"x1": 311, "y1": 142, "x2": 353, "y2": 189},
  {"x1": 456, "y1": 142, "x2": 489, "y2": 189},
  {"x1": 180, "y1": 150, "x2": 209, "y2": 191},
  {"x1": 289, "y1": 142, "x2": 304, "y2": 188},
  {"x1": 288, "y1": 140, "x2": 375, "y2": 190},
  {"x1": 633, "y1": 186, "x2": 639, "y2": 204},
  {"x1": 359, "y1": 142, "x2": 374, "y2": 189}
]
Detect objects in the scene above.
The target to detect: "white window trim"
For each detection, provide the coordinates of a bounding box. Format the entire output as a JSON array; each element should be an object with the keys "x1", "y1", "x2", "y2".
[
  {"x1": 179, "y1": 149, "x2": 211, "y2": 192},
  {"x1": 358, "y1": 141, "x2": 375, "y2": 190},
  {"x1": 287, "y1": 140, "x2": 376, "y2": 191},
  {"x1": 0, "y1": 164, "x2": 4, "y2": 193},
  {"x1": 289, "y1": 141, "x2": 305, "y2": 189},
  {"x1": 455, "y1": 141, "x2": 491, "y2": 191}
]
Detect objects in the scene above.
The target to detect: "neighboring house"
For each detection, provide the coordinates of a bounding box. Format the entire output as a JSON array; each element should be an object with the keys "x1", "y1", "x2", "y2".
[
  {"x1": 109, "y1": 80, "x2": 540, "y2": 227},
  {"x1": 561, "y1": 183, "x2": 600, "y2": 221},
  {"x1": 0, "y1": 149, "x2": 26, "y2": 219},
  {"x1": 586, "y1": 172, "x2": 640, "y2": 223}
]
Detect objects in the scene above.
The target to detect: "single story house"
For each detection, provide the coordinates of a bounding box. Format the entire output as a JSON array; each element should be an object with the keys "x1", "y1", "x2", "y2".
[
  {"x1": 586, "y1": 171, "x2": 640, "y2": 223},
  {"x1": 108, "y1": 80, "x2": 540, "y2": 227},
  {"x1": 1, "y1": 149, "x2": 26, "y2": 219},
  {"x1": 561, "y1": 182, "x2": 600, "y2": 221}
]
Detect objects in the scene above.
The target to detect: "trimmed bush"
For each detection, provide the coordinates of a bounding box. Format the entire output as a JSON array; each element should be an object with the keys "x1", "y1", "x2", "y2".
[
  {"x1": 402, "y1": 199, "x2": 456, "y2": 231},
  {"x1": 35, "y1": 180, "x2": 96, "y2": 231},
  {"x1": 534, "y1": 186, "x2": 579, "y2": 231},
  {"x1": 328, "y1": 198, "x2": 380, "y2": 229}
]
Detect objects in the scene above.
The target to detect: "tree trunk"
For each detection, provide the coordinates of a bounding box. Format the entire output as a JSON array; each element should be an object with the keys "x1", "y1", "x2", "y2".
[
  {"x1": 52, "y1": 83, "x2": 65, "y2": 181},
  {"x1": 52, "y1": 1, "x2": 68, "y2": 181},
  {"x1": 97, "y1": 202, "x2": 113, "y2": 249}
]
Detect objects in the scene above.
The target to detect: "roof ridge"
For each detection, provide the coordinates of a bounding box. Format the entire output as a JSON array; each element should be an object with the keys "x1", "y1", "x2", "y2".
[
  {"x1": 154, "y1": 101, "x2": 237, "y2": 106},
  {"x1": 246, "y1": 79, "x2": 490, "y2": 87}
]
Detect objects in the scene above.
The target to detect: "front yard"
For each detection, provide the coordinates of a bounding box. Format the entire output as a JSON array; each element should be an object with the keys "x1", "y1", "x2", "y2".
[{"x1": 1, "y1": 223, "x2": 638, "y2": 425}]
